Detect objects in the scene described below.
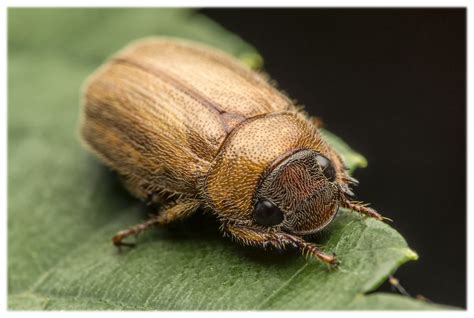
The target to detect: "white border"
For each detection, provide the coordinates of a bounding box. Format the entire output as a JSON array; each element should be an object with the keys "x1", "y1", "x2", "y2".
[
  {"x1": 1, "y1": 0, "x2": 472, "y2": 7},
  {"x1": 1, "y1": 0, "x2": 470, "y2": 317}
]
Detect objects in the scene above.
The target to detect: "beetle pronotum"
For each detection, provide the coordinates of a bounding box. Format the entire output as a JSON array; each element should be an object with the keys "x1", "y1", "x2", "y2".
[{"x1": 80, "y1": 38, "x2": 385, "y2": 266}]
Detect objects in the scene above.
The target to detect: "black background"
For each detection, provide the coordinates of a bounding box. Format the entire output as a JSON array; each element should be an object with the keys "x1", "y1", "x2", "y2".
[{"x1": 202, "y1": 8, "x2": 466, "y2": 308}]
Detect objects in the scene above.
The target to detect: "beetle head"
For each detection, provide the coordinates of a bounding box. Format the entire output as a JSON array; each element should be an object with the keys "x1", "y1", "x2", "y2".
[{"x1": 254, "y1": 149, "x2": 342, "y2": 235}]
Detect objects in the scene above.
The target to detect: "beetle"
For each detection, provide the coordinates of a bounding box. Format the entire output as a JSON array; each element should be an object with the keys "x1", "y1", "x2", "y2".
[{"x1": 80, "y1": 37, "x2": 385, "y2": 266}]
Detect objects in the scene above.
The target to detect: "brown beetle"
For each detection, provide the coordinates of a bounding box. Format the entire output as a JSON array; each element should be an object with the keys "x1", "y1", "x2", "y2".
[{"x1": 80, "y1": 37, "x2": 385, "y2": 266}]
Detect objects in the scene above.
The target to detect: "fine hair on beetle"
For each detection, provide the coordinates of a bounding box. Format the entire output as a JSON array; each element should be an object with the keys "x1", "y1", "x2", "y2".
[{"x1": 79, "y1": 37, "x2": 387, "y2": 267}]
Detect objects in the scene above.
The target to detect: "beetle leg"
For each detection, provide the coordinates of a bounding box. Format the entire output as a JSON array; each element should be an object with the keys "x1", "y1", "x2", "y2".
[
  {"x1": 154, "y1": 200, "x2": 200, "y2": 225},
  {"x1": 341, "y1": 199, "x2": 389, "y2": 221},
  {"x1": 223, "y1": 223, "x2": 338, "y2": 267},
  {"x1": 112, "y1": 200, "x2": 199, "y2": 248},
  {"x1": 112, "y1": 216, "x2": 161, "y2": 249}
]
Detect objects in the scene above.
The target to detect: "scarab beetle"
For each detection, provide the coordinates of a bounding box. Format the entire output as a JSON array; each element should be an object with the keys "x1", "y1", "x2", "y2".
[{"x1": 80, "y1": 37, "x2": 385, "y2": 266}]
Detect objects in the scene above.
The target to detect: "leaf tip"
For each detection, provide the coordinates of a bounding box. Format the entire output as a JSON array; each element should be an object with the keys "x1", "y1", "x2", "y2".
[
  {"x1": 405, "y1": 248, "x2": 419, "y2": 261},
  {"x1": 239, "y1": 52, "x2": 264, "y2": 70},
  {"x1": 352, "y1": 153, "x2": 368, "y2": 169}
]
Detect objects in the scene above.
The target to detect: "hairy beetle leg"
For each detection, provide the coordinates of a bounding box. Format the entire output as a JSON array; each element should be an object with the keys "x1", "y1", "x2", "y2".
[
  {"x1": 112, "y1": 200, "x2": 200, "y2": 248},
  {"x1": 286, "y1": 235, "x2": 339, "y2": 267},
  {"x1": 112, "y1": 217, "x2": 162, "y2": 248},
  {"x1": 341, "y1": 200, "x2": 386, "y2": 221},
  {"x1": 224, "y1": 223, "x2": 338, "y2": 267}
]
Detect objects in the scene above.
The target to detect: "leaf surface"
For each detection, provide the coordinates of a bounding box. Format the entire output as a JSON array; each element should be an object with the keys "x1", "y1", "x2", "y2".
[{"x1": 8, "y1": 8, "x2": 452, "y2": 310}]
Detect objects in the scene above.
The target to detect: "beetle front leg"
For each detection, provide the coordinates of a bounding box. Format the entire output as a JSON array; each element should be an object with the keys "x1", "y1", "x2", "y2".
[
  {"x1": 341, "y1": 199, "x2": 390, "y2": 221},
  {"x1": 112, "y1": 200, "x2": 199, "y2": 248},
  {"x1": 222, "y1": 223, "x2": 338, "y2": 267}
]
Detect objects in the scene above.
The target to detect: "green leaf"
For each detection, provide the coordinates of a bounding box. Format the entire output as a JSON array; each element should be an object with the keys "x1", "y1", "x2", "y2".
[{"x1": 8, "y1": 8, "x2": 455, "y2": 310}]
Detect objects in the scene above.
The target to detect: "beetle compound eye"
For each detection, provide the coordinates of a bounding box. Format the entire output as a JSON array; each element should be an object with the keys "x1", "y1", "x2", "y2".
[
  {"x1": 254, "y1": 200, "x2": 284, "y2": 226},
  {"x1": 315, "y1": 154, "x2": 336, "y2": 182}
]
